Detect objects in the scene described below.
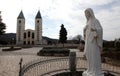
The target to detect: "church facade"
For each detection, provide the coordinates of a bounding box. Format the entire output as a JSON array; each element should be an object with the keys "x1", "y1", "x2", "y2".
[{"x1": 16, "y1": 11, "x2": 42, "y2": 45}]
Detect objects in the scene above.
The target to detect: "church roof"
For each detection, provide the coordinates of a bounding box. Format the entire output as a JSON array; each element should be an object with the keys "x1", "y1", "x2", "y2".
[
  {"x1": 17, "y1": 11, "x2": 25, "y2": 19},
  {"x1": 35, "y1": 11, "x2": 42, "y2": 19}
]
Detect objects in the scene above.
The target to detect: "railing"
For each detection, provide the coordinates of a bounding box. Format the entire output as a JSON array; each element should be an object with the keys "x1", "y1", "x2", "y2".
[
  {"x1": 20, "y1": 57, "x2": 120, "y2": 76},
  {"x1": 20, "y1": 57, "x2": 69, "y2": 76}
]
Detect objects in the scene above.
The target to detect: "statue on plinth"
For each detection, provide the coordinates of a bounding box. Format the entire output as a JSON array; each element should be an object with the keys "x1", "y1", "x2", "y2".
[{"x1": 83, "y1": 8, "x2": 104, "y2": 76}]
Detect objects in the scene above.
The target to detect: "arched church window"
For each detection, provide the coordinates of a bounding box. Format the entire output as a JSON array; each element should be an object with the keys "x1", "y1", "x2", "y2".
[
  {"x1": 24, "y1": 41, "x2": 26, "y2": 45},
  {"x1": 28, "y1": 41, "x2": 30, "y2": 45},
  {"x1": 28, "y1": 31, "x2": 30, "y2": 37},
  {"x1": 18, "y1": 26, "x2": 21, "y2": 41},
  {"x1": 37, "y1": 20, "x2": 39, "y2": 23},
  {"x1": 32, "y1": 41, "x2": 34, "y2": 45},
  {"x1": 32, "y1": 32, "x2": 34, "y2": 39},
  {"x1": 19, "y1": 20, "x2": 21, "y2": 23},
  {"x1": 24, "y1": 32, "x2": 26, "y2": 38}
]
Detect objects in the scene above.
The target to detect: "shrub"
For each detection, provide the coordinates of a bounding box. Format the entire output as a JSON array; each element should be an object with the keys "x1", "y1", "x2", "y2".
[
  {"x1": 115, "y1": 48, "x2": 120, "y2": 52},
  {"x1": 37, "y1": 47, "x2": 70, "y2": 56},
  {"x1": 43, "y1": 46, "x2": 77, "y2": 49},
  {"x1": 2, "y1": 47, "x2": 22, "y2": 51},
  {"x1": 102, "y1": 48, "x2": 110, "y2": 52},
  {"x1": 43, "y1": 47, "x2": 63, "y2": 49}
]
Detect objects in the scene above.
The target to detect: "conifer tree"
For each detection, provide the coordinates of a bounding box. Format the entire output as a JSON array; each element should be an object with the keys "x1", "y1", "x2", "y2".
[
  {"x1": 0, "y1": 11, "x2": 6, "y2": 35},
  {"x1": 59, "y1": 24, "x2": 67, "y2": 46}
]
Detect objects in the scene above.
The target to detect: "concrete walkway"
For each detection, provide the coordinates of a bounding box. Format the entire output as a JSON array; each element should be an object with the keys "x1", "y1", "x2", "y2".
[
  {"x1": 0, "y1": 47, "x2": 119, "y2": 76},
  {"x1": 0, "y1": 47, "x2": 44, "y2": 76},
  {"x1": 0, "y1": 47, "x2": 82, "y2": 76}
]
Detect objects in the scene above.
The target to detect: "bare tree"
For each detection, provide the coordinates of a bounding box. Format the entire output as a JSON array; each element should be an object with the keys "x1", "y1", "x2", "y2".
[{"x1": 72, "y1": 35, "x2": 82, "y2": 44}]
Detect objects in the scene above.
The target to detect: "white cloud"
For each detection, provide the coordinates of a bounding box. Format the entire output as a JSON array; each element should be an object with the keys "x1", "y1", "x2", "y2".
[
  {"x1": 95, "y1": 3, "x2": 120, "y2": 40},
  {"x1": 74, "y1": 0, "x2": 114, "y2": 6}
]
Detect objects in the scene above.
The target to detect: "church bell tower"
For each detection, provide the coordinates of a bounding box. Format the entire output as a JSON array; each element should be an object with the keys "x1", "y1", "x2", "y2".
[
  {"x1": 35, "y1": 11, "x2": 42, "y2": 44},
  {"x1": 16, "y1": 11, "x2": 25, "y2": 45}
]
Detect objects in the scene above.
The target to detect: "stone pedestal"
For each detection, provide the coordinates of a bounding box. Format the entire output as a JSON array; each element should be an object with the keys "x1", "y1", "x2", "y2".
[{"x1": 69, "y1": 52, "x2": 76, "y2": 76}]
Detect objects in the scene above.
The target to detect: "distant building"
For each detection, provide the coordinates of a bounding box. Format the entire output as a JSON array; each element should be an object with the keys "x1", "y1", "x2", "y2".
[{"x1": 16, "y1": 11, "x2": 42, "y2": 45}]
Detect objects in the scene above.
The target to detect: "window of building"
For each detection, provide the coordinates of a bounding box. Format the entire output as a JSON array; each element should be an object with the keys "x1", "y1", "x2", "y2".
[
  {"x1": 32, "y1": 32, "x2": 34, "y2": 39},
  {"x1": 28, "y1": 31, "x2": 30, "y2": 37},
  {"x1": 37, "y1": 20, "x2": 39, "y2": 23},
  {"x1": 19, "y1": 20, "x2": 21, "y2": 23},
  {"x1": 18, "y1": 26, "x2": 21, "y2": 41},
  {"x1": 24, "y1": 33, "x2": 26, "y2": 38},
  {"x1": 24, "y1": 41, "x2": 26, "y2": 45},
  {"x1": 28, "y1": 41, "x2": 30, "y2": 45},
  {"x1": 32, "y1": 41, "x2": 34, "y2": 45}
]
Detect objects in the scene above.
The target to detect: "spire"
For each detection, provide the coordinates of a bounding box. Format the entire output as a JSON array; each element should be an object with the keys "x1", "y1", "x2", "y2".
[
  {"x1": 17, "y1": 11, "x2": 25, "y2": 19},
  {"x1": 35, "y1": 11, "x2": 42, "y2": 19}
]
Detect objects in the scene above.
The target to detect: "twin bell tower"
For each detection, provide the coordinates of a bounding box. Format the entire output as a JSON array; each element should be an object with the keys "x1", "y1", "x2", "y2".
[{"x1": 16, "y1": 11, "x2": 42, "y2": 45}]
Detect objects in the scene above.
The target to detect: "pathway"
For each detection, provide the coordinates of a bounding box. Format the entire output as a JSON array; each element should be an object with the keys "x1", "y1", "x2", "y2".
[{"x1": 0, "y1": 47, "x2": 81, "y2": 76}]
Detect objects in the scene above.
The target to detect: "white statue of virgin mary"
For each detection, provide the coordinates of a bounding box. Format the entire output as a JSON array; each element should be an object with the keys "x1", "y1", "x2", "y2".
[{"x1": 83, "y1": 8, "x2": 104, "y2": 76}]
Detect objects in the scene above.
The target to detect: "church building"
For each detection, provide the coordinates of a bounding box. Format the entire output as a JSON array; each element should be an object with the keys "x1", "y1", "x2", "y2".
[{"x1": 16, "y1": 11, "x2": 42, "y2": 45}]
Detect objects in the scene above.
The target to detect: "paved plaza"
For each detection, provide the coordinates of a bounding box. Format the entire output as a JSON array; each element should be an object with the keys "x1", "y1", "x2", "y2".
[
  {"x1": 0, "y1": 47, "x2": 41, "y2": 76},
  {"x1": 0, "y1": 47, "x2": 82, "y2": 76},
  {"x1": 0, "y1": 47, "x2": 120, "y2": 76}
]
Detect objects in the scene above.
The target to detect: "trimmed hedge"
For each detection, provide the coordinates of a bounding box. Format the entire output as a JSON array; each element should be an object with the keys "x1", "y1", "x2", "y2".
[
  {"x1": 43, "y1": 46, "x2": 78, "y2": 49},
  {"x1": 2, "y1": 47, "x2": 22, "y2": 51},
  {"x1": 102, "y1": 52, "x2": 120, "y2": 60},
  {"x1": 43, "y1": 47, "x2": 64, "y2": 49},
  {"x1": 37, "y1": 47, "x2": 70, "y2": 56},
  {"x1": 103, "y1": 47, "x2": 120, "y2": 52}
]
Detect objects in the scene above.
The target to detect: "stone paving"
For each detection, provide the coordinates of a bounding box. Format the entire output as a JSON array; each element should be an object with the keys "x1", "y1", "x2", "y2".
[
  {"x1": 0, "y1": 47, "x2": 120, "y2": 76},
  {"x1": 0, "y1": 47, "x2": 82, "y2": 76},
  {"x1": 0, "y1": 47, "x2": 51, "y2": 76}
]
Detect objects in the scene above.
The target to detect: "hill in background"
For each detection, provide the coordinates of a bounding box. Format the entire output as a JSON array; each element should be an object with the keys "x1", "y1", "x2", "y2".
[{"x1": 0, "y1": 33, "x2": 58, "y2": 45}]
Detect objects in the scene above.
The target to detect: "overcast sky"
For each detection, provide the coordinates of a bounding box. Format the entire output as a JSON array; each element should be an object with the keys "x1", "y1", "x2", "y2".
[{"x1": 0, "y1": 0, "x2": 120, "y2": 40}]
